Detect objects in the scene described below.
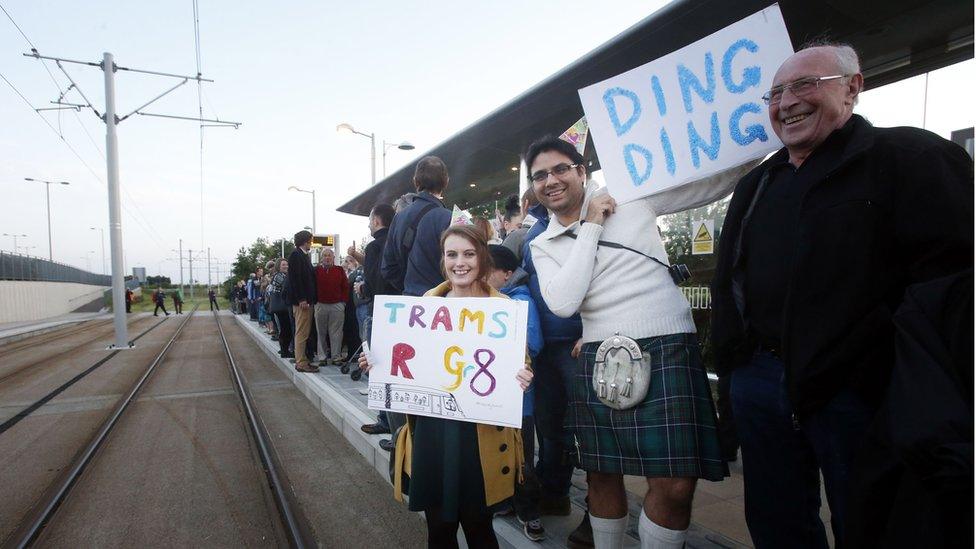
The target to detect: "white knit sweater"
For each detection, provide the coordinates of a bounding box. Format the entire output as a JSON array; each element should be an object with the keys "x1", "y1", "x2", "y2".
[{"x1": 530, "y1": 167, "x2": 749, "y2": 344}]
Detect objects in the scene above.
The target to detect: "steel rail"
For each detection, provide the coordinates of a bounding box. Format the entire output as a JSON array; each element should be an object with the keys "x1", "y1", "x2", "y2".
[
  {"x1": 7, "y1": 305, "x2": 199, "y2": 548},
  {"x1": 0, "y1": 316, "x2": 153, "y2": 385},
  {"x1": 0, "y1": 316, "x2": 168, "y2": 435},
  {"x1": 212, "y1": 311, "x2": 314, "y2": 549}
]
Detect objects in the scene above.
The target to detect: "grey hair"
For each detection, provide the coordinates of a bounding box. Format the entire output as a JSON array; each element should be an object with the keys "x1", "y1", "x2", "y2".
[
  {"x1": 799, "y1": 39, "x2": 862, "y2": 103},
  {"x1": 799, "y1": 39, "x2": 861, "y2": 74}
]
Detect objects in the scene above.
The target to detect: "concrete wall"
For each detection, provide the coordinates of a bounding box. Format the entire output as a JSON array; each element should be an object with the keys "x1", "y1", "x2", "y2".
[{"x1": 0, "y1": 281, "x2": 109, "y2": 323}]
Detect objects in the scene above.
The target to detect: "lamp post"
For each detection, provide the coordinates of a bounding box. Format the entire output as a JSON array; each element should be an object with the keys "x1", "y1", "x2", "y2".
[
  {"x1": 336, "y1": 122, "x2": 376, "y2": 185},
  {"x1": 81, "y1": 250, "x2": 95, "y2": 272},
  {"x1": 24, "y1": 178, "x2": 70, "y2": 261},
  {"x1": 382, "y1": 140, "x2": 416, "y2": 177},
  {"x1": 90, "y1": 227, "x2": 107, "y2": 274},
  {"x1": 3, "y1": 233, "x2": 27, "y2": 253},
  {"x1": 288, "y1": 186, "x2": 317, "y2": 235}
]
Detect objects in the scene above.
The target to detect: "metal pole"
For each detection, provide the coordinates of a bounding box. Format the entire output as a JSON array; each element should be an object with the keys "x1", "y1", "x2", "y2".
[
  {"x1": 99, "y1": 228, "x2": 106, "y2": 274},
  {"x1": 45, "y1": 183, "x2": 53, "y2": 261},
  {"x1": 370, "y1": 133, "x2": 376, "y2": 185},
  {"x1": 207, "y1": 247, "x2": 211, "y2": 288},
  {"x1": 188, "y1": 250, "x2": 194, "y2": 300},
  {"x1": 103, "y1": 52, "x2": 128, "y2": 348},
  {"x1": 178, "y1": 238, "x2": 184, "y2": 294},
  {"x1": 312, "y1": 191, "x2": 317, "y2": 235},
  {"x1": 280, "y1": 238, "x2": 284, "y2": 259}
]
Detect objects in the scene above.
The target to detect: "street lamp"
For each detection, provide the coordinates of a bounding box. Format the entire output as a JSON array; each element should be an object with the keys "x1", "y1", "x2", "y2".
[
  {"x1": 383, "y1": 139, "x2": 416, "y2": 177},
  {"x1": 288, "y1": 186, "x2": 317, "y2": 235},
  {"x1": 19, "y1": 245, "x2": 37, "y2": 257},
  {"x1": 336, "y1": 122, "x2": 377, "y2": 185},
  {"x1": 24, "y1": 178, "x2": 70, "y2": 261},
  {"x1": 2, "y1": 233, "x2": 27, "y2": 253},
  {"x1": 90, "y1": 227, "x2": 107, "y2": 275},
  {"x1": 81, "y1": 250, "x2": 95, "y2": 272}
]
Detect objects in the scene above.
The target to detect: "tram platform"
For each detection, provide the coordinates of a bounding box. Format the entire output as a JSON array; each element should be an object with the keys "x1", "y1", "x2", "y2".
[{"x1": 233, "y1": 314, "x2": 838, "y2": 548}]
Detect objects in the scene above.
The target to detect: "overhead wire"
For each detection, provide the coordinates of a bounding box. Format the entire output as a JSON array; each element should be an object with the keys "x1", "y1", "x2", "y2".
[
  {"x1": 1, "y1": 3, "x2": 171, "y2": 253},
  {"x1": 1, "y1": 70, "x2": 170, "y2": 252}
]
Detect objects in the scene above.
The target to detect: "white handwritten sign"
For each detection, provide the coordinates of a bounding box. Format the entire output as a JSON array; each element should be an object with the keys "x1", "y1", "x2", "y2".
[
  {"x1": 579, "y1": 5, "x2": 793, "y2": 204},
  {"x1": 366, "y1": 295, "x2": 529, "y2": 428}
]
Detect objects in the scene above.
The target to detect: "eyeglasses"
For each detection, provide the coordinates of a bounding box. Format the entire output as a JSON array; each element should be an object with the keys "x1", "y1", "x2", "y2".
[
  {"x1": 762, "y1": 75, "x2": 850, "y2": 105},
  {"x1": 529, "y1": 163, "x2": 581, "y2": 183}
]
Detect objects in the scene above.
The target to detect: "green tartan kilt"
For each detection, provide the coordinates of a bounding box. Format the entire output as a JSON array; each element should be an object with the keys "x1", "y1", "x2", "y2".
[{"x1": 568, "y1": 332, "x2": 727, "y2": 480}]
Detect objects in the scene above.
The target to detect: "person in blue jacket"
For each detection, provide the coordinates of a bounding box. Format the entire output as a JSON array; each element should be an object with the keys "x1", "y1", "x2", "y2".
[
  {"x1": 488, "y1": 244, "x2": 546, "y2": 542},
  {"x1": 381, "y1": 156, "x2": 453, "y2": 297}
]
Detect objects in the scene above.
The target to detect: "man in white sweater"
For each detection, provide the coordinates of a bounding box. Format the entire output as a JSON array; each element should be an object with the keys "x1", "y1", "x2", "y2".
[{"x1": 527, "y1": 135, "x2": 737, "y2": 549}]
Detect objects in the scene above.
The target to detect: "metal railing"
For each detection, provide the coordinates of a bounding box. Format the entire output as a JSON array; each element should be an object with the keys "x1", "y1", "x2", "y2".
[{"x1": 0, "y1": 251, "x2": 111, "y2": 286}]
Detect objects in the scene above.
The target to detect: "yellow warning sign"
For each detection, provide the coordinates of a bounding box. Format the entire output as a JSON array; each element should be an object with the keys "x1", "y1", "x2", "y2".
[{"x1": 691, "y1": 219, "x2": 714, "y2": 255}]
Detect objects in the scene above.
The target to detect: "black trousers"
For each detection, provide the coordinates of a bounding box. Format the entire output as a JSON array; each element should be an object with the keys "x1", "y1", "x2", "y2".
[
  {"x1": 274, "y1": 310, "x2": 293, "y2": 356},
  {"x1": 424, "y1": 509, "x2": 497, "y2": 549},
  {"x1": 153, "y1": 302, "x2": 168, "y2": 315},
  {"x1": 209, "y1": 298, "x2": 219, "y2": 311}
]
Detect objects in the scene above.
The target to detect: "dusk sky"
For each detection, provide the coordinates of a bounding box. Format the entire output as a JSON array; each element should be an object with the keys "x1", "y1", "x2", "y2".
[{"x1": 2, "y1": 1, "x2": 971, "y2": 282}]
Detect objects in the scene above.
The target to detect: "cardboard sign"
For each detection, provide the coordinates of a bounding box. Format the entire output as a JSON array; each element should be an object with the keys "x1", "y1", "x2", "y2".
[
  {"x1": 579, "y1": 5, "x2": 793, "y2": 204},
  {"x1": 691, "y1": 219, "x2": 714, "y2": 255},
  {"x1": 366, "y1": 295, "x2": 529, "y2": 428}
]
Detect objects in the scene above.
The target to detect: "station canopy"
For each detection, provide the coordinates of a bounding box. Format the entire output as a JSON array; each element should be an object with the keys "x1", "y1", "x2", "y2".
[{"x1": 338, "y1": 0, "x2": 974, "y2": 216}]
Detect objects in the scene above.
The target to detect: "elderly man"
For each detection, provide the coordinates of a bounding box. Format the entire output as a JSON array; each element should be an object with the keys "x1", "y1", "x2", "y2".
[
  {"x1": 711, "y1": 43, "x2": 973, "y2": 548},
  {"x1": 529, "y1": 135, "x2": 734, "y2": 548},
  {"x1": 313, "y1": 248, "x2": 348, "y2": 366}
]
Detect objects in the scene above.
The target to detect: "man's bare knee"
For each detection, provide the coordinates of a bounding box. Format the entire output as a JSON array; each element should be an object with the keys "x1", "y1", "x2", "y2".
[{"x1": 646, "y1": 477, "x2": 696, "y2": 508}]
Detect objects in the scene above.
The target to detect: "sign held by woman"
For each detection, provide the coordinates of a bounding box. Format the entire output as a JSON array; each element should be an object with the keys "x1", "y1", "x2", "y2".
[{"x1": 366, "y1": 295, "x2": 529, "y2": 428}]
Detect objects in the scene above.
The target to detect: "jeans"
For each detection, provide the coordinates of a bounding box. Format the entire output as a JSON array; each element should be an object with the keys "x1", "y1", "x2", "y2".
[
  {"x1": 731, "y1": 351, "x2": 873, "y2": 549},
  {"x1": 532, "y1": 340, "x2": 577, "y2": 499},
  {"x1": 356, "y1": 302, "x2": 371, "y2": 341}
]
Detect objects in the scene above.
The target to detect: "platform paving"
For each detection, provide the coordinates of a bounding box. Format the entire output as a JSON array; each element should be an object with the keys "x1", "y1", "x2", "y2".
[{"x1": 231, "y1": 312, "x2": 837, "y2": 548}]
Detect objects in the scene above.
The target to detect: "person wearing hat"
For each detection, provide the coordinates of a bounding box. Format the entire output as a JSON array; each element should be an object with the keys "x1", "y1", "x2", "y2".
[{"x1": 488, "y1": 244, "x2": 546, "y2": 541}]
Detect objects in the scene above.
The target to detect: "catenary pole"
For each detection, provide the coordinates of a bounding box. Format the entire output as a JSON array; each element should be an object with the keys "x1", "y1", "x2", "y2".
[
  {"x1": 178, "y1": 238, "x2": 184, "y2": 294},
  {"x1": 103, "y1": 52, "x2": 128, "y2": 349},
  {"x1": 45, "y1": 184, "x2": 53, "y2": 260},
  {"x1": 207, "y1": 247, "x2": 211, "y2": 288},
  {"x1": 188, "y1": 249, "x2": 194, "y2": 300}
]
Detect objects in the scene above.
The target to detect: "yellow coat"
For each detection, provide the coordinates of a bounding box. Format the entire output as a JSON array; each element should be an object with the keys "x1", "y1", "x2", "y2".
[{"x1": 393, "y1": 281, "x2": 526, "y2": 506}]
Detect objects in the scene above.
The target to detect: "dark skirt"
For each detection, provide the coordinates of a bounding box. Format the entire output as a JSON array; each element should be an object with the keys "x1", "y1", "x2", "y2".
[
  {"x1": 407, "y1": 416, "x2": 488, "y2": 522},
  {"x1": 568, "y1": 332, "x2": 727, "y2": 480}
]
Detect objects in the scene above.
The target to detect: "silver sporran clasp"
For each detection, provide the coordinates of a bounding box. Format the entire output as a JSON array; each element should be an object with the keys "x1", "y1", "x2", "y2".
[{"x1": 592, "y1": 333, "x2": 651, "y2": 410}]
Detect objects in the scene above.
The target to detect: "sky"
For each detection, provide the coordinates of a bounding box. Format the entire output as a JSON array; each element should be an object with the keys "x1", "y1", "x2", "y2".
[{"x1": 2, "y1": 1, "x2": 972, "y2": 283}]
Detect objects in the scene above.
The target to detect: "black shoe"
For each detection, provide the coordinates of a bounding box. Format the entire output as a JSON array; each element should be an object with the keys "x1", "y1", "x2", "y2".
[
  {"x1": 361, "y1": 423, "x2": 391, "y2": 435},
  {"x1": 379, "y1": 439, "x2": 394, "y2": 452},
  {"x1": 567, "y1": 512, "x2": 594, "y2": 548},
  {"x1": 538, "y1": 496, "x2": 571, "y2": 516},
  {"x1": 271, "y1": 335, "x2": 279, "y2": 341}
]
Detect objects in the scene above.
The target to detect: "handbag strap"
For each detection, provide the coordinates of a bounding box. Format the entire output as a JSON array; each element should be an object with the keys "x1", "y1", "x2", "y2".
[{"x1": 563, "y1": 230, "x2": 671, "y2": 271}]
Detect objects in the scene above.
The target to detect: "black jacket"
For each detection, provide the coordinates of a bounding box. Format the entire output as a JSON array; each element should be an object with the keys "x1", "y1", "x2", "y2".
[
  {"x1": 287, "y1": 247, "x2": 317, "y2": 306},
  {"x1": 846, "y1": 271, "x2": 973, "y2": 548},
  {"x1": 711, "y1": 115, "x2": 973, "y2": 415},
  {"x1": 362, "y1": 227, "x2": 397, "y2": 301}
]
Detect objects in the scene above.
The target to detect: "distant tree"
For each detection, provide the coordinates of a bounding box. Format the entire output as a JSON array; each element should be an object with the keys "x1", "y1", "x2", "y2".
[
  {"x1": 229, "y1": 237, "x2": 295, "y2": 286},
  {"x1": 146, "y1": 275, "x2": 171, "y2": 286}
]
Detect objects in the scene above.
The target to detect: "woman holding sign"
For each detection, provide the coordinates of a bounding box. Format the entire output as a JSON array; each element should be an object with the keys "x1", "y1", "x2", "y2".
[{"x1": 360, "y1": 224, "x2": 533, "y2": 549}]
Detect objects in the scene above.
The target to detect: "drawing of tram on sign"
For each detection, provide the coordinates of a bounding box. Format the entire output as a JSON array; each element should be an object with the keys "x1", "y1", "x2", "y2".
[{"x1": 367, "y1": 382, "x2": 465, "y2": 420}]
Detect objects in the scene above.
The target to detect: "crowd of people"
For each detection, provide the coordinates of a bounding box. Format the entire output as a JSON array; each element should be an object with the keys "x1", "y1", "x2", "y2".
[
  {"x1": 231, "y1": 248, "x2": 364, "y2": 371},
  {"x1": 244, "y1": 43, "x2": 974, "y2": 549}
]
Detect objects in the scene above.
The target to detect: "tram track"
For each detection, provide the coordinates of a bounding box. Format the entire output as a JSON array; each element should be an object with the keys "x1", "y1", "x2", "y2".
[
  {"x1": 0, "y1": 315, "x2": 155, "y2": 385},
  {"x1": 5, "y1": 308, "x2": 313, "y2": 548},
  {"x1": 0, "y1": 315, "x2": 168, "y2": 435}
]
